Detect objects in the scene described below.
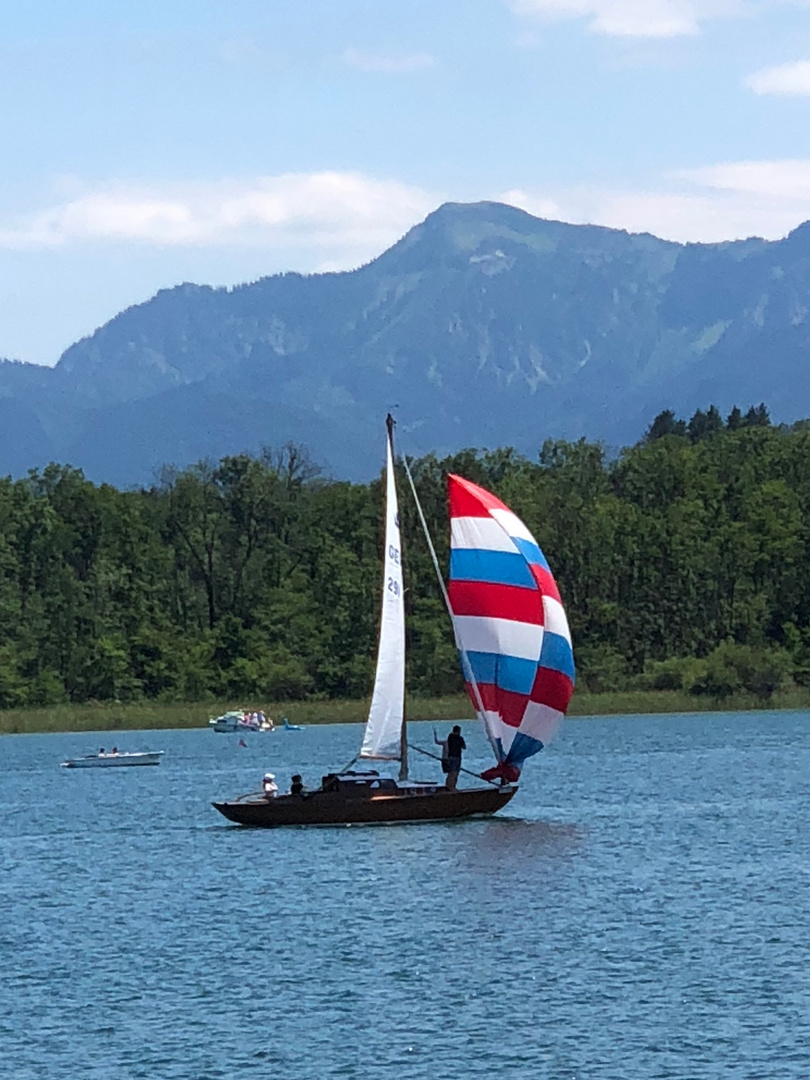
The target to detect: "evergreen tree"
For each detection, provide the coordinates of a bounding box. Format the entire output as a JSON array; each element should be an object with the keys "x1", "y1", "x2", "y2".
[{"x1": 645, "y1": 410, "x2": 686, "y2": 441}]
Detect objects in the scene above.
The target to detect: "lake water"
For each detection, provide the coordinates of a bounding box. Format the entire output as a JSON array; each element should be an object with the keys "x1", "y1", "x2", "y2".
[{"x1": 1, "y1": 712, "x2": 809, "y2": 1079}]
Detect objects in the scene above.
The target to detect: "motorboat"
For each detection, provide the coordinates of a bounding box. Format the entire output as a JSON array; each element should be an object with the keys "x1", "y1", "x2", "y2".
[
  {"x1": 209, "y1": 710, "x2": 274, "y2": 733},
  {"x1": 209, "y1": 710, "x2": 246, "y2": 733},
  {"x1": 61, "y1": 750, "x2": 164, "y2": 768}
]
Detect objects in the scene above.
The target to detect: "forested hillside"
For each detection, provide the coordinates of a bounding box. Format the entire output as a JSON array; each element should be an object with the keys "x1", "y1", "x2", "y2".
[{"x1": 1, "y1": 404, "x2": 808, "y2": 709}]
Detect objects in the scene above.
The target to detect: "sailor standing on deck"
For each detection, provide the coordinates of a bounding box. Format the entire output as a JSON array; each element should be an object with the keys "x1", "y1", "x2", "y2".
[{"x1": 436, "y1": 725, "x2": 466, "y2": 791}]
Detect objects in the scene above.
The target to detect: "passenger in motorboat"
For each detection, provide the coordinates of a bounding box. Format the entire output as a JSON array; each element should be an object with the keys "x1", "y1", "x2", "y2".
[{"x1": 262, "y1": 772, "x2": 278, "y2": 799}]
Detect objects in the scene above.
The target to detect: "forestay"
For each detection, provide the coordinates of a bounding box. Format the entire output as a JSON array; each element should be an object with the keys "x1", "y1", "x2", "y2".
[
  {"x1": 447, "y1": 475, "x2": 575, "y2": 779},
  {"x1": 359, "y1": 428, "x2": 406, "y2": 761}
]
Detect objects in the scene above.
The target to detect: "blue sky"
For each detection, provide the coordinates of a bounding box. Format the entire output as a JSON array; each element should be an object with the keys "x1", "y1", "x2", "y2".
[{"x1": 3, "y1": 0, "x2": 810, "y2": 363}]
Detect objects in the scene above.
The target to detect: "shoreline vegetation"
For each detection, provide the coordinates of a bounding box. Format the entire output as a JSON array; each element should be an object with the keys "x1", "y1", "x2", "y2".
[
  {"x1": 2, "y1": 688, "x2": 809, "y2": 735},
  {"x1": 6, "y1": 408, "x2": 810, "y2": 730}
]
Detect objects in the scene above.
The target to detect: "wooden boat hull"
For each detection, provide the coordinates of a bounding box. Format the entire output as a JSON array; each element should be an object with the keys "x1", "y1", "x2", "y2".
[{"x1": 212, "y1": 785, "x2": 516, "y2": 827}]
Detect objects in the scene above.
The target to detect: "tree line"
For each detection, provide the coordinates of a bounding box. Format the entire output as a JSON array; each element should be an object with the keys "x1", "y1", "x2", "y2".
[{"x1": 1, "y1": 403, "x2": 809, "y2": 709}]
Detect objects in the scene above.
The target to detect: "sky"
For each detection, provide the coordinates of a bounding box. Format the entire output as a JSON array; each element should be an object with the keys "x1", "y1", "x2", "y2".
[{"x1": 3, "y1": 0, "x2": 810, "y2": 364}]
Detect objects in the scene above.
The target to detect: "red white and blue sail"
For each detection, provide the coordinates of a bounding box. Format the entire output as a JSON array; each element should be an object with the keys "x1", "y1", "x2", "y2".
[{"x1": 447, "y1": 475, "x2": 574, "y2": 780}]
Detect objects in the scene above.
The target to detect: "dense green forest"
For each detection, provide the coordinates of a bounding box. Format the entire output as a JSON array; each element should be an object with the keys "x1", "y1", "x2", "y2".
[{"x1": 1, "y1": 403, "x2": 809, "y2": 709}]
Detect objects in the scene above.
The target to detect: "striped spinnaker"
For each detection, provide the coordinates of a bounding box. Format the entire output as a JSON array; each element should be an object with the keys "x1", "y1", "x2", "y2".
[{"x1": 447, "y1": 474, "x2": 574, "y2": 779}]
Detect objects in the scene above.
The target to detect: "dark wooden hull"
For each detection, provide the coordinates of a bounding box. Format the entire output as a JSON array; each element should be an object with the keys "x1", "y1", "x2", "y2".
[{"x1": 212, "y1": 785, "x2": 516, "y2": 827}]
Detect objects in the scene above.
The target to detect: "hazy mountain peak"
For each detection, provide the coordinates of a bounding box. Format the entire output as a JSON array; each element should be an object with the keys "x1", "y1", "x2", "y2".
[{"x1": 2, "y1": 200, "x2": 810, "y2": 485}]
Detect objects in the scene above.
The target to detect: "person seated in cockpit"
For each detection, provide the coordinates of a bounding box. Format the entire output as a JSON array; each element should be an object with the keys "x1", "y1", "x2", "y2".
[{"x1": 290, "y1": 774, "x2": 305, "y2": 796}]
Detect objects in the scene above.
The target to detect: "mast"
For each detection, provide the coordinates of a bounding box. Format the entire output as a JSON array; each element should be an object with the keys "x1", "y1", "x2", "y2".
[{"x1": 389, "y1": 413, "x2": 409, "y2": 782}]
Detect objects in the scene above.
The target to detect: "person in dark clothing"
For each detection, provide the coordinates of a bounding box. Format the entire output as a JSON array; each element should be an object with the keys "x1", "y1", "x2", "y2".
[
  {"x1": 445, "y1": 724, "x2": 466, "y2": 791},
  {"x1": 290, "y1": 774, "x2": 305, "y2": 796}
]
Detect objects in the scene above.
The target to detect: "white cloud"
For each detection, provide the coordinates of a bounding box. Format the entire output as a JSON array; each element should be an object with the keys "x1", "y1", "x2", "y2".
[
  {"x1": 506, "y1": 0, "x2": 741, "y2": 38},
  {"x1": 746, "y1": 59, "x2": 810, "y2": 95},
  {"x1": 677, "y1": 159, "x2": 810, "y2": 200},
  {"x1": 500, "y1": 159, "x2": 810, "y2": 242},
  {"x1": 341, "y1": 48, "x2": 436, "y2": 73},
  {"x1": 4, "y1": 160, "x2": 810, "y2": 275},
  {"x1": 0, "y1": 172, "x2": 439, "y2": 266}
]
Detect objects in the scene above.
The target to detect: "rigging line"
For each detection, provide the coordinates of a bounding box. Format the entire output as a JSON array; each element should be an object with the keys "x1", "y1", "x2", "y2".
[
  {"x1": 400, "y1": 453, "x2": 501, "y2": 764},
  {"x1": 406, "y1": 742, "x2": 504, "y2": 788}
]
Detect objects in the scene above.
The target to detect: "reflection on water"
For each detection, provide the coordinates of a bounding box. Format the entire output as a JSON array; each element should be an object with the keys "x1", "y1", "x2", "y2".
[
  {"x1": 464, "y1": 816, "x2": 584, "y2": 866},
  {"x1": 1, "y1": 713, "x2": 809, "y2": 1079}
]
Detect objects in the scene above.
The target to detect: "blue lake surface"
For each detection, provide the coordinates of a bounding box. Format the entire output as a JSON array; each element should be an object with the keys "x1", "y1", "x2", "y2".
[{"x1": 1, "y1": 712, "x2": 809, "y2": 1079}]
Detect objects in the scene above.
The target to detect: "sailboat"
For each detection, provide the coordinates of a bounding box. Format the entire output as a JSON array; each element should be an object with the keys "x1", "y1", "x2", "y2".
[{"x1": 211, "y1": 417, "x2": 574, "y2": 827}]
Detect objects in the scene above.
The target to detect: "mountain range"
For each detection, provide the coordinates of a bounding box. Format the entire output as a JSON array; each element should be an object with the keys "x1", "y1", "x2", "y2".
[{"x1": 2, "y1": 200, "x2": 810, "y2": 484}]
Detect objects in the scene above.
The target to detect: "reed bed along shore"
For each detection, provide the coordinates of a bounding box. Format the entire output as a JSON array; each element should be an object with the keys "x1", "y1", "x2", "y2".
[{"x1": 2, "y1": 688, "x2": 809, "y2": 735}]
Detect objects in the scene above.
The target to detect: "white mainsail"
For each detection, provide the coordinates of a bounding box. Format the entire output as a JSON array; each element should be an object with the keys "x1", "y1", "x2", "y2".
[{"x1": 359, "y1": 421, "x2": 406, "y2": 763}]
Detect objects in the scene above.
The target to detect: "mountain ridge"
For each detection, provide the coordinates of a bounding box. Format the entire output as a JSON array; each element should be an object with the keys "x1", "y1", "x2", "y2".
[{"x1": 1, "y1": 200, "x2": 809, "y2": 484}]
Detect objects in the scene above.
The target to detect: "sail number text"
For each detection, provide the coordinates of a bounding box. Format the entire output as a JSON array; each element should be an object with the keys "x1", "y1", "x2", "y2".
[
  {"x1": 388, "y1": 545, "x2": 400, "y2": 565},
  {"x1": 387, "y1": 577, "x2": 401, "y2": 597}
]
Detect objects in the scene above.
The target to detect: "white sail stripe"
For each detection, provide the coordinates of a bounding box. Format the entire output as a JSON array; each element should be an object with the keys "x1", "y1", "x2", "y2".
[
  {"x1": 484, "y1": 701, "x2": 563, "y2": 754},
  {"x1": 490, "y1": 507, "x2": 539, "y2": 547},
  {"x1": 451, "y1": 516, "x2": 520, "y2": 553},
  {"x1": 543, "y1": 596, "x2": 572, "y2": 646},
  {"x1": 454, "y1": 614, "x2": 544, "y2": 662},
  {"x1": 484, "y1": 710, "x2": 516, "y2": 756},
  {"x1": 360, "y1": 434, "x2": 405, "y2": 761},
  {"x1": 519, "y1": 701, "x2": 564, "y2": 745}
]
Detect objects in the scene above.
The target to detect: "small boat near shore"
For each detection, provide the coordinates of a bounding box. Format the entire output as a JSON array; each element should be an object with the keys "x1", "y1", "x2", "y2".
[
  {"x1": 209, "y1": 710, "x2": 274, "y2": 733},
  {"x1": 61, "y1": 751, "x2": 164, "y2": 768}
]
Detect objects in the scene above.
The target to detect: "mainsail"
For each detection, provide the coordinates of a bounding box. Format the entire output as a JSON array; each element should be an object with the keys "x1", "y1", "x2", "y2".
[
  {"x1": 359, "y1": 418, "x2": 406, "y2": 763},
  {"x1": 447, "y1": 475, "x2": 575, "y2": 780}
]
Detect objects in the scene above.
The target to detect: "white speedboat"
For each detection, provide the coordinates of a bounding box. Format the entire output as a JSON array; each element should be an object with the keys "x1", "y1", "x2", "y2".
[
  {"x1": 61, "y1": 751, "x2": 164, "y2": 768},
  {"x1": 208, "y1": 710, "x2": 245, "y2": 733},
  {"x1": 209, "y1": 710, "x2": 274, "y2": 733}
]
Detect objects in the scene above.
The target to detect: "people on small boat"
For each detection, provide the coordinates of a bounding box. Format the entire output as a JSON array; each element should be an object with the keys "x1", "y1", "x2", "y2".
[
  {"x1": 98, "y1": 748, "x2": 105, "y2": 756},
  {"x1": 111, "y1": 746, "x2": 119, "y2": 755},
  {"x1": 290, "y1": 774, "x2": 305, "y2": 796},
  {"x1": 444, "y1": 725, "x2": 466, "y2": 791},
  {"x1": 262, "y1": 772, "x2": 278, "y2": 799}
]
